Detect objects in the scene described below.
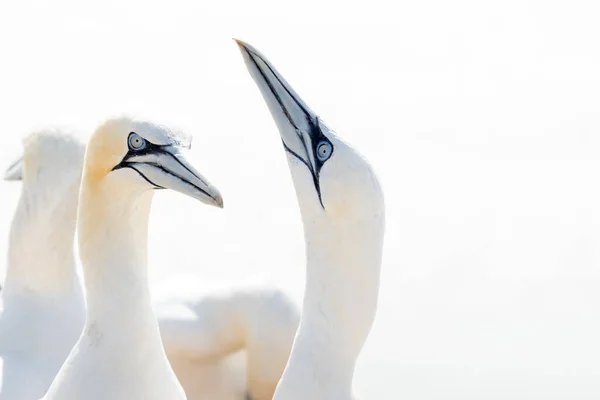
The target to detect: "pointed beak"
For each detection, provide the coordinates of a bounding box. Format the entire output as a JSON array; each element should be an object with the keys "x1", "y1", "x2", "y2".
[
  {"x1": 4, "y1": 155, "x2": 24, "y2": 181},
  {"x1": 116, "y1": 146, "x2": 223, "y2": 208},
  {"x1": 234, "y1": 39, "x2": 323, "y2": 172}
]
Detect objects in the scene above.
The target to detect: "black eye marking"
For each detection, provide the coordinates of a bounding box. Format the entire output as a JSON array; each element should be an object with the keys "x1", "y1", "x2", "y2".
[
  {"x1": 281, "y1": 117, "x2": 333, "y2": 209},
  {"x1": 112, "y1": 135, "x2": 170, "y2": 177},
  {"x1": 113, "y1": 136, "x2": 167, "y2": 168},
  {"x1": 309, "y1": 118, "x2": 334, "y2": 171}
]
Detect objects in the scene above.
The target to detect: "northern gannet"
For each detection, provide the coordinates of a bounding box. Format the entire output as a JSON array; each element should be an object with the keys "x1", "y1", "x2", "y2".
[
  {"x1": 2, "y1": 126, "x2": 298, "y2": 400},
  {"x1": 236, "y1": 40, "x2": 385, "y2": 400},
  {"x1": 156, "y1": 283, "x2": 300, "y2": 400},
  {"x1": 43, "y1": 116, "x2": 223, "y2": 400},
  {"x1": 0, "y1": 130, "x2": 86, "y2": 399}
]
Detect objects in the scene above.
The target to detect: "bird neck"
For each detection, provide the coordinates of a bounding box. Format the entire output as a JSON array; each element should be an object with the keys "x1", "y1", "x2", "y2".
[
  {"x1": 275, "y1": 213, "x2": 385, "y2": 399},
  {"x1": 4, "y1": 184, "x2": 80, "y2": 297},
  {"x1": 77, "y1": 177, "x2": 158, "y2": 339}
]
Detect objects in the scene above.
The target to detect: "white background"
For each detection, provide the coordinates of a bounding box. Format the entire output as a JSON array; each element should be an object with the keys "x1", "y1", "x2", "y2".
[{"x1": 1, "y1": 0, "x2": 600, "y2": 398}]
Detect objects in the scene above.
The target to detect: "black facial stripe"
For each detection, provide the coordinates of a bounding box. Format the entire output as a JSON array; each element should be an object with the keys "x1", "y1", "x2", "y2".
[
  {"x1": 288, "y1": 118, "x2": 332, "y2": 210},
  {"x1": 281, "y1": 140, "x2": 311, "y2": 171},
  {"x1": 113, "y1": 164, "x2": 165, "y2": 189},
  {"x1": 282, "y1": 140, "x2": 324, "y2": 208},
  {"x1": 121, "y1": 140, "x2": 169, "y2": 162},
  {"x1": 113, "y1": 133, "x2": 176, "y2": 172},
  {"x1": 308, "y1": 118, "x2": 333, "y2": 174}
]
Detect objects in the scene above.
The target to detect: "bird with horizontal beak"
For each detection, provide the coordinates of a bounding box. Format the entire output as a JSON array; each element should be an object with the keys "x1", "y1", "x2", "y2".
[{"x1": 43, "y1": 116, "x2": 223, "y2": 400}]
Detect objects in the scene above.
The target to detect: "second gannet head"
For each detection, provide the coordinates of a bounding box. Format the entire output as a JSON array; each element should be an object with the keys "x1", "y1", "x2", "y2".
[
  {"x1": 234, "y1": 41, "x2": 383, "y2": 228},
  {"x1": 82, "y1": 116, "x2": 223, "y2": 208},
  {"x1": 4, "y1": 129, "x2": 85, "y2": 209},
  {"x1": 3, "y1": 128, "x2": 85, "y2": 293}
]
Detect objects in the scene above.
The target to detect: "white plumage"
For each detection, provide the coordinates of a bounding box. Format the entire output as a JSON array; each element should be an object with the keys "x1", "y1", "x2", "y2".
[
  {"x1": 236, "y1": 40, "x2": 385, "y2": 400},
  {"x1": 0, "y1": 130, "x2": 86, "y2": 400},
  {"x1": 1, "y1": 120, "x2": 298, "y2": 400},
  {"x1": 42, "y1": 116, "x2": 223, "y2": 400},
  {"x1": 156, "y1": 281, "x2": 299, "y2": 400}
]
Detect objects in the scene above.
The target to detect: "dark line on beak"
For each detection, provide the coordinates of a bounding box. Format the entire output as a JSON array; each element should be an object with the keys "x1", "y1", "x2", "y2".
[
  {"x1": 6, "y1": 156, "x2": 23, "y2": 172},
  {"x1": 5, "y1": 156, "x2": 23, "y2": 179},
  {"x1": 113, "y1": 141, "x2": 217, "y2": 202},
  {"x1": 245, "y1": 48, "x2": 330, "y2": 173},
  {"x1": 113, "y1": 164, "x2": 165, "y2": 189},
  {"x1": 246, "y1": 47, "x2": 314, "y2": 122},
  {"x1": 245, "y1": 49, "x2": 300, "y2": 132},
  {"x1": 142, "y1": 161, "x2": 216, "y2": 202},
  {"x1": 158, "y1": 149, "x2": 209, "y2": 187}
]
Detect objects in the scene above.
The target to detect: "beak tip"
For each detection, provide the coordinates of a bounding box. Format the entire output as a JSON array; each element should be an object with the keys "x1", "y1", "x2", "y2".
[
  {"x1": 4, "y1": 156, "x2": 24, "y2": 181},
  {"x1": 4, "y1": 171, "x2": 22, "y2": 182},
  {"x1": 233, "y1": 38, "x2": 258, "y2": 58},
  {"x1": 214, "y1": 193, "x2": 224, "y2": 209},
  {"x1": 233, "y1": 38, "x2": 246, "y2": 48}
]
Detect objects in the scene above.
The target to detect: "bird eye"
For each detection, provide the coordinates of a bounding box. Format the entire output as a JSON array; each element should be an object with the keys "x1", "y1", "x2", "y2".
[
  {"x1": 316, "y1": 141, "x2": 333, "y2": 162},
  {"x1": 128, "y1": 132, "x2": 146, "y2": 151}
]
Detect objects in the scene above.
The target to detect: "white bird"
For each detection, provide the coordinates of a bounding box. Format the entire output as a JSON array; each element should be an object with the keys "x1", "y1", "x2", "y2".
[
  {"x1": 236, "y1": 40, "x2": 385, "y2": 400},
  {"x1": 0, "y1": 129, "x2": 86, "y2": 400},
  {"x1": 1, "y1": 127, "x2": 299, "y2": 400},
  {"x1": 156, "y1": 282, "x2": 300, "y2": 400},
  {"x1": 43, "y1": 116, "x2": 224, "y2": 400}
]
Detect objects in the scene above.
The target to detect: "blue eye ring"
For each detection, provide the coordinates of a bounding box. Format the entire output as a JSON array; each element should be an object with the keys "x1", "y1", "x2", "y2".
[
  {"x1": 128, "y1": 132, "x2": 146, "y2": 151},
  {"x1": 316, "y1": 140, "x2": 333, "y2": 162}
]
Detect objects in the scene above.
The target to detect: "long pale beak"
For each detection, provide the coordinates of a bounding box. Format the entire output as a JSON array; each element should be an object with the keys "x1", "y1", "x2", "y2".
[
  {"x1": 234, "y1": 39, "x2": 325, "y2": 176},
  {"x1": 4, "y1": 155, "x2": 24, "y2": 181},
  {"x1": 115, "y1": 146, "x2": 223, "y2": 208}
]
